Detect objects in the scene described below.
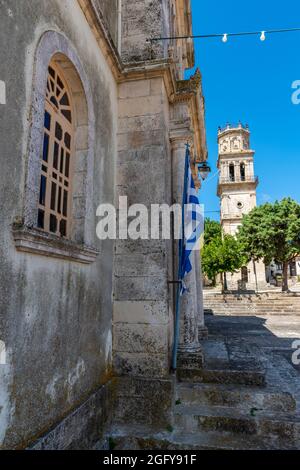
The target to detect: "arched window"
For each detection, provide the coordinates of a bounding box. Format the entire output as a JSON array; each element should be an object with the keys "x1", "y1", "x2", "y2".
[
  {"x1": 38, "y1": 62, "x2": 74, "y2": 238},
  {"x1": 229, "y1": 163, "x2": 235, "y2": 182},
  {"x1": 240, "y1": 163, "x2": 246, "y2": 181},
  {"x1": 16, "y1": 32, "x2": 98, "y2": 264}
]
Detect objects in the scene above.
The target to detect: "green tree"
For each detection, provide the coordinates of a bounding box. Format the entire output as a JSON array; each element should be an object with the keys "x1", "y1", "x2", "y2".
[
  {"x1": 202, "y1": 232, "x2": 247, "y2": 292},
  {"x1": 237, "y1": 198, "x2": 300, "y2": 292},
  {"x1": 204, "y1": 218, "x2": 222, "y2": 245},
  {"x1": 202, "y1": 219, "x2": 222, "y2": 286}
]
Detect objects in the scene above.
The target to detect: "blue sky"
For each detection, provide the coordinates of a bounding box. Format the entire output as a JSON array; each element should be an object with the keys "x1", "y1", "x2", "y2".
[{"x1": 189, "y1": 0, "x2": 300, "y2": 221}]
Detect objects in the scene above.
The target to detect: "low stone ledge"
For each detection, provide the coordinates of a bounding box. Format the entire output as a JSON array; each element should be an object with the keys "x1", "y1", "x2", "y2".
[
  {"x1": 28, "y1": 381, "x2": 114, "y2": 450},
  {"x1": 12, "y1": 226, "x2": 99, "y2": 265}
]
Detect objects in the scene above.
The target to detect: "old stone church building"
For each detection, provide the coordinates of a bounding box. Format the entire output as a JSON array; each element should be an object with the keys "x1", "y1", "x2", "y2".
[{"x1": 0, "y1": 0, "x2": 208, "y2": 449}]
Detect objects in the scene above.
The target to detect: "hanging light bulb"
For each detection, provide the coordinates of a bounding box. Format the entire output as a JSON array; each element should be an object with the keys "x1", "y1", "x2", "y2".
[
  {"x1": 260, "y1": 31, "x2": 266, "y2": 41},
  {"x1": 222, "y1": 33, "x2": 228, "y2": 43},
  {"x1": 198, "y1": 162, "x2": 211, "y2": 181}
]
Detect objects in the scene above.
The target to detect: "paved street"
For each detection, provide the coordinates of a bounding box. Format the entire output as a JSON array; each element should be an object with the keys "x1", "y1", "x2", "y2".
[{"x1": 205, "y1": 312, "x2": 300, "y2": 410}]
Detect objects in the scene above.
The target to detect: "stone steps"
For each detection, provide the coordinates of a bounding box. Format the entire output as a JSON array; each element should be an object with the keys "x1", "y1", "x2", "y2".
[
  {"x1": 177, "y1": 365, "x2": 266, "y2": 386},
  {"x1": 110, "y1": 427, "x2": 298, "y2": 450},
  {"x1": 204, "y1": 293, "x2": 300, "y2": 298},
  {"x1": 205, "y1": 300, "x2": 300, "y2": 302},
  {"x1": 110, "y1": 292, "x2": 300, "y2": 451},
  {"x1": 206, "y1": 305, "x2": 300, "y2": 307},
  {"x1": 208, "y1": 308, "x2": 300, "y2": 312},
  {"x1": 174, "y1": 404, "x2": 300, "y2": 441},
  {"x1": 205, "y1": 314, "x2": 300, "y2": 317},
  {"x1": 205, "y1": 309, "x2": 300, "y2": 312},
  {"x1": 205, "y1": 310, "x2": 300, "y2": 313},
  {"x1": 176, "y1": 382, "x2": 296, "y2": 413},
  {"x1": 204, "y1": 302, "x2": 300, "y2": 306},
  {"x1": 110, "y1": 365, "x2": 299, "y2": 450},
  {"x1": 205, "y1": 311, "x2": 300, "y2": 316},
  {"x1": 204, "y1": 299, "x2": 300, "y2": 316},
  {"x1": 204, "y1": 296, "x2": 300, "y2": 299},
  {"x1": 204, "y1": 303, "x2": 300, "y2": 306},
  {"x1": 205, "y1": 312, "x2": 300, "y2": 317},
  {"x1": 204, "y1": 301, "x2": 300, "y2": 306}
]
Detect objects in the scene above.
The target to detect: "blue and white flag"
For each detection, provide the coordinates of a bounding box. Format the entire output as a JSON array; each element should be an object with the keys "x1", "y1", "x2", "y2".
[
  {"x1": 172, "y1": 144, "x2": 204, "y2": 370},
  {"x1": 179, "y1": 147, "x2": 204, "y2": 293}
]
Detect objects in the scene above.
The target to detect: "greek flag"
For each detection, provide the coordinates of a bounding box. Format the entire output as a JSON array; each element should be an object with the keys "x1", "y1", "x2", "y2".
[
  {"x1": 172, "y1": 144, "x2": 204, "y2": 370},
  {"x1": 179, "y1": 146, "x2": 204, "y2": 293}
]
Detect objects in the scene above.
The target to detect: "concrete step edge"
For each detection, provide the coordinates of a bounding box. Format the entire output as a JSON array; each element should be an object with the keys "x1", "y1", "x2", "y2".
[
  {"x1": 174, "y1": 404, "x2": 300, "y2": 423},
  {"x1": 110, "y1": 429, "x2": 298, "y2": 450}
]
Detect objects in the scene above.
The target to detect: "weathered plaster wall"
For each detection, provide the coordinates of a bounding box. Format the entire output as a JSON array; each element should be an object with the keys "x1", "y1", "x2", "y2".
[
  {"x1": 0, "y1": 0, "x2": 117, "y2": 449},
  {"x1": 92, "y1": 0, "x2": 119, "y2": 46}
]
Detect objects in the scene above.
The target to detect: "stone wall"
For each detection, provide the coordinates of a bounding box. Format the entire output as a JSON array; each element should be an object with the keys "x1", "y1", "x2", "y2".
[
  {"x1": 121, "y1": 0, "x2": 166, "y2": 63},
  {"x1": 0, "y1": 0, "x2": 117, "y2": 449},
  {"x1": 0, "y1": 0, "x2": 206, "y2": 449},
  {"x1": 114, "y1": 76, "x2": 173, "y2": 379},
  {"x1": 30, "y1": 381, "x2": 116, "y2": 450},
  {"x1": 112, "y1": 377, "x2": 174, "y2": 432}
]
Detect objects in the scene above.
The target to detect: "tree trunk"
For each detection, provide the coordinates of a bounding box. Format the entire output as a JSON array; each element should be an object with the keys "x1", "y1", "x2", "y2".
[
  {"x1": 282, "y1": 261, "x2": 289, "y2": 292},
  {"x1": 223, "y1": 272, "x2": 228, "y2": 292},
  {"x1": 253, "y1": 259, "x2": 258, "y2": 293},
  {"x1": 220, "y1": 273, "x2": 224, "y2": 293}
]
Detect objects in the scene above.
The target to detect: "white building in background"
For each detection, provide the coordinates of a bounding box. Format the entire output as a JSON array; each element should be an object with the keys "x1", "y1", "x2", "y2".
[
  {"x1": 297, "y1": 259, "x2": 300, "y2": 276},
  {"x1": 217, "y1": 123, "x2": 266, "y2": 290}
]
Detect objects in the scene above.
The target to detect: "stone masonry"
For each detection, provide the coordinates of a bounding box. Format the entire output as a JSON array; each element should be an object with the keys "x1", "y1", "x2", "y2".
[
  {"x1": 217, "y1": 124, "x2": 266, "y2": 291},
  {"x1": 0, "y1": 0, "x2": 208, "y2": 449}
]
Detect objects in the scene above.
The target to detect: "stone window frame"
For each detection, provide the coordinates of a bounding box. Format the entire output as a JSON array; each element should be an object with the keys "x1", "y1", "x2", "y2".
[{"x1": 13, "y1": 31, "x2": 98, "y2": 264}]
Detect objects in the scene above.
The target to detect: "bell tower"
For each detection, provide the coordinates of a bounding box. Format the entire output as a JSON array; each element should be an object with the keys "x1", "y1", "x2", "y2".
[
  {"x1": 217, "y1": 123, "x2": 258, "y2": 235},
  {"x1": 217, "y1": 123, "x2": 266, "y2": 290}
]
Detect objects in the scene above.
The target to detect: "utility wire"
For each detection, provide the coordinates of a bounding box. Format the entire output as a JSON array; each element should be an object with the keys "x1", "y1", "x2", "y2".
[
  {"x1": 148, "y1": 27, "x2": 300, "y2": 42},
  {"x1": 202, "y1": 169, "x2": 220, "y2": 184}
]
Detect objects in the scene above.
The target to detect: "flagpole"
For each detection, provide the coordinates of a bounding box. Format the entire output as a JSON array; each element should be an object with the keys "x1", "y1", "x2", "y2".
[{"x1": 171, "y1": 143, "x2": 190, "y2": 371}]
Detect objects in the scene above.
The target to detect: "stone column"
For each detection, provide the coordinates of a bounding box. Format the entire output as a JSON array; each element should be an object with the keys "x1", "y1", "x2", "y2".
[
  {"x1": 170, "y1": 132, "x2": 204, "y2": 371},
  {"x1": 245, "y1": 160, "x2": 249, "y2": 179},
  {"x1": 235, "y1": 161, "x2": 239, "y2": 181},
  {"x1": 249, "y1": 160, "x2": 255, "y2": 178},
  {"x1": 225, "y1": 161, "x2": 229, "y2": 179}
]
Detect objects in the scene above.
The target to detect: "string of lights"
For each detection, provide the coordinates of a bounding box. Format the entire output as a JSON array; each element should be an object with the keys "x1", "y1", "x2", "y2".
[
  {"x1": 202, "y1": 169, "x2": 220, "y2": 184},
  {"x1": 147, "y1": 27, "x2": 300, "y2": 43}
]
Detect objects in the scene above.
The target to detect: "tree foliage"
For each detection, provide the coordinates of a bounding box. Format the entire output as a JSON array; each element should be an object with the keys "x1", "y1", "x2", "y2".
[
  {"x1": 203, "y1": 218, "x2": 222, "y2": 245},
  {"x1": 237, "y1": 198, "x2": 300, "y2": 291},
  {"x1": 202, "y1": 219, "x2": 246, "y2": 289}
]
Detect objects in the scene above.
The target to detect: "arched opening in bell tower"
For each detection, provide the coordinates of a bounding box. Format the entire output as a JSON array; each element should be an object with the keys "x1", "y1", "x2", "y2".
[
  {"x1": 240, "y1": 163, "x2": 246, "y2": 181},
  {"x1": 229, "y1": 163, "x2": 235, "y2": 182}
]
